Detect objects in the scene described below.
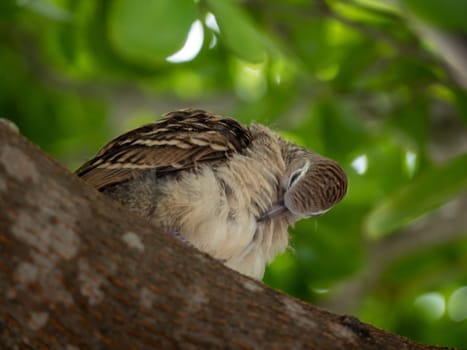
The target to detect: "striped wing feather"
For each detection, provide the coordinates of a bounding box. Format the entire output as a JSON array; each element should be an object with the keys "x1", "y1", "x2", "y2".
[{"x1": 75, "y1": 109, "x2": 251, "y2": 190}]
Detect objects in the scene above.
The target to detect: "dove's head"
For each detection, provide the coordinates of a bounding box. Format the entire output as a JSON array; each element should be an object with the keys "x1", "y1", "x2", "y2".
[{"x1": 283, "y1": 155, "x2": 347, "y2": 218}]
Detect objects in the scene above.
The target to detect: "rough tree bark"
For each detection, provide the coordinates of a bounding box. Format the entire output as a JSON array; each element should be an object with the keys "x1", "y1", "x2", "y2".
[{"x1": 0, "y1": 123, "x2": 452, "y2": 350}]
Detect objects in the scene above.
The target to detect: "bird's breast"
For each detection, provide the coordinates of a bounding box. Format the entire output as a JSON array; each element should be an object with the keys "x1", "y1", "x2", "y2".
[{"x1": 154, "y1": 131, "x2": 290, "y2": 279}]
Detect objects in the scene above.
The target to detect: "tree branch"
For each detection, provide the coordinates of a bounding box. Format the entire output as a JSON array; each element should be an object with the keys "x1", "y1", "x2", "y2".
[{"x1": 0, "y1": 124, "x2": 447, "y2": 349}]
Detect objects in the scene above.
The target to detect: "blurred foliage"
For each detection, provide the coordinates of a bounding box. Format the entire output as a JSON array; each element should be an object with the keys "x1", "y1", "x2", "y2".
[{"x1": 2, "y1": 0, "x2": 467, "y2": 347}]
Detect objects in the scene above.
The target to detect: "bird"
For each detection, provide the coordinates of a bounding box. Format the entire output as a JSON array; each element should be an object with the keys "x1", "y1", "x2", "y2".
[{"x1": 76, "y1": 109, "x2": 347, "y2": 279}]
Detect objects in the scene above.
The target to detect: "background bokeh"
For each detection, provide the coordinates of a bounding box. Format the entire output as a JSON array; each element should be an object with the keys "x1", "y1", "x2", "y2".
[{"x1": 2, "y1": 0, "x2": 467, "y2": 347}]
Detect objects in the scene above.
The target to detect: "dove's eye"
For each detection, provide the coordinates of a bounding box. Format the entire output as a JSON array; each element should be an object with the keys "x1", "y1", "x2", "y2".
[
  {"x1": 287, "y1": 170, "x2": 302, "y2": 189},
  {"x1": 286, "y1": 161, "x2": 310, "y2": 190}
]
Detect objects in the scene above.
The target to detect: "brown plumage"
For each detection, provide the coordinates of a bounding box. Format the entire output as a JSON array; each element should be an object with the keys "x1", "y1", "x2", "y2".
[
  {"x1": 77, "y1": 110, "x2": 251, "y2": 189},
  {"x1": 76, "y1": 108, "x2": 347, "y2": 279}
]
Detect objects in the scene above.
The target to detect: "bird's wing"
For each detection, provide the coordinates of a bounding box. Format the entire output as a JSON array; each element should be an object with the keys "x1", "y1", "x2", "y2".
[{"x1": 75, "y1": 109, "x2": 252, "y2": 190}]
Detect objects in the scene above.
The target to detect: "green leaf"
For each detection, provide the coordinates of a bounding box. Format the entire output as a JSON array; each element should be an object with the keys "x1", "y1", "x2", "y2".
[
  {"x1": 0, "y1": 0, "x2": 18, "y2": 19},
  {"x1": 108, "y1": 0, "x2": 197, "y2": 64},
  {"x1": 452, "y1": 87, "x2": 467, "y2": 124},
  {"x1": 365, "y1": 154, "x2": 467, "y2": 239},
  {"x1": 317, "y1": 99, "x2": 368, "y2": 159},
  {"x1": 402, "y1": 0, "x2": 467, "y2": 33},
  {"x1": 206, "y1": 0, "x2": 266, "y2": 63},
  {"x1": 387, "y1": 99, "x2": 429, "y2": 149}
]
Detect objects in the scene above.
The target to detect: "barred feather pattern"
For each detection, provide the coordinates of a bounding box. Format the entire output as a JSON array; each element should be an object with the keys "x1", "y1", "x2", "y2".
[
  {"x1": 76, "y1": 109, "x2": 251, "y2": 189},
  {"x1": 284, "y1": 155, "x2": 348, "y2": 217},
  {"x1": 76, "y1": 109, "x2": 347, "y2": 279}
]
